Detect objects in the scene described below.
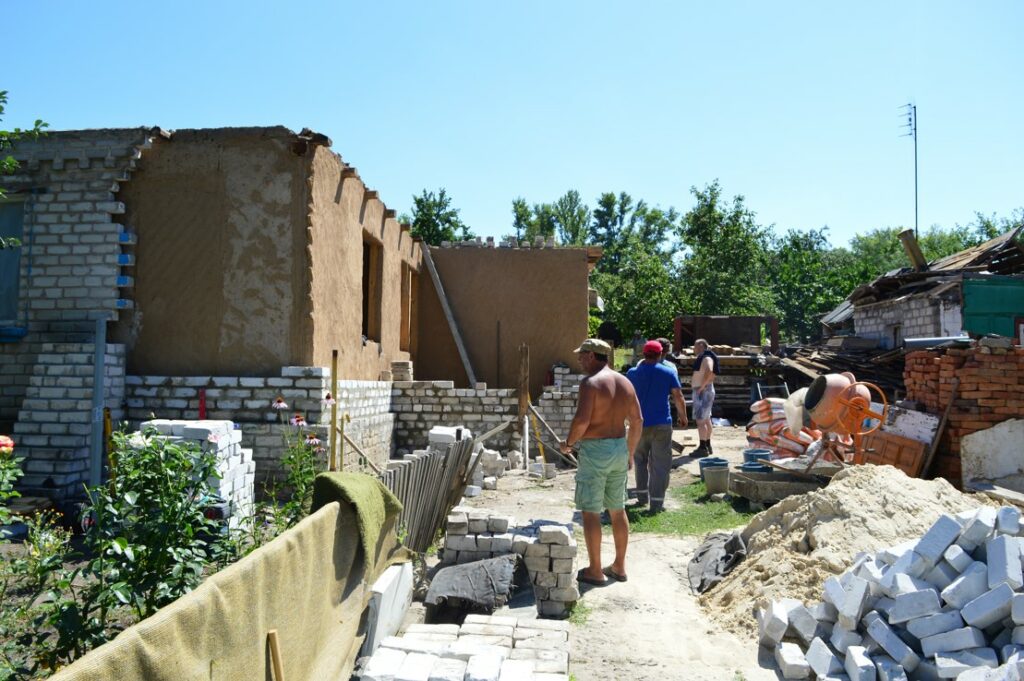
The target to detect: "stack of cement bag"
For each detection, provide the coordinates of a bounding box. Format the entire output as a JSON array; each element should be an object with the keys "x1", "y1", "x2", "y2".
[
  {"x1": 747, "y1": 398, "x2": 822, "y2": 457},
  {"x1": 759, "y1": 506, "x2": 1024, "y2": 680}
]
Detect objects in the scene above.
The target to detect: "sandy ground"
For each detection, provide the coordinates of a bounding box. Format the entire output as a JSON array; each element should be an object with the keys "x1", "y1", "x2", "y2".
[{"x1": 411, "y1": 423, "x2": 783, "y2": 681}]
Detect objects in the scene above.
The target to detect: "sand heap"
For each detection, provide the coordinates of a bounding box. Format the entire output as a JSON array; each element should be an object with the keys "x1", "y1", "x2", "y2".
[{"x1": 701, "y1": 464, "x2": 988, "y2": 636}]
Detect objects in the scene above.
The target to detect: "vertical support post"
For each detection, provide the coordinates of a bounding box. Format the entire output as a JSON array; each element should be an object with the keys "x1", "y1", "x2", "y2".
[
  {"x1": 769, "y1": 317, "x2": 780, "y2": 353},
  {"x1": 339, "y1": 412, "x2": 348, "y2": 471},
  {"x1": 329, "y1": 349, "x2": 339, "y2": 471},
  {"x1": 518, "y1": 343, "x2": 529, "y2": 468},
  {"x1": 496, "y1": 320, "x2": 501, "y2": 387},
  {"x1": 89, "y1": 316, "x2": 106, "y2": 488}
]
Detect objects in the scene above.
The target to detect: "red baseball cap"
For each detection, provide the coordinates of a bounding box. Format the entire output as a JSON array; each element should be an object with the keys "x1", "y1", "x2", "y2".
[{"x1": 643, "y1": 340, "x2": 664, "y2": 355}]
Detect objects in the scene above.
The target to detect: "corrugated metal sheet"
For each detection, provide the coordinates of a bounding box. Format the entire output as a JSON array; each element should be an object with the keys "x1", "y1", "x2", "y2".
[{"x1": 962, "y1": 275, "x2": 1024, "y2": 338}]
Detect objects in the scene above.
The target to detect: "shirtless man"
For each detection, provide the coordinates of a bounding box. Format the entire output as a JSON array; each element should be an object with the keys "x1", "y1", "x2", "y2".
[
  {"x1": 690, "y1": 338, "x2": 719, "y2": 458},
  {"x1": 561, "y1": 338, "x2": 643, "y2": 585}
]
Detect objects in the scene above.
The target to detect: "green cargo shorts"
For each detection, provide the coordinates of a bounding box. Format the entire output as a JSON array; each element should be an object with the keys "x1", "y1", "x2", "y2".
[{"x1": 574, "y1": 437, "x2": 629, "y2": 513}]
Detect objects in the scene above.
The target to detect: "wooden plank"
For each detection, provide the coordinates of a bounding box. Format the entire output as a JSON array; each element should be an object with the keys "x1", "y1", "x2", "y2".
[
  {"x1": 862, "y1": 430, "x2": 929, "y2": 478},
  {"x1": 421, "y1": 246, "x2": 476, "y2": 385},
  {"x1": 781, "y1": 357, "x2": 821, "y2": 380},
  {"x1": 920, "y1": 377, "x2": 959, "y2": 478}
]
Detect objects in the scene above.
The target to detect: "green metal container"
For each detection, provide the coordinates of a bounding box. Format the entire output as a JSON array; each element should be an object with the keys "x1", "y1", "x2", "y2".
[{"x1": 962, "y1": 276, "x2": 1024, "y2": 339}]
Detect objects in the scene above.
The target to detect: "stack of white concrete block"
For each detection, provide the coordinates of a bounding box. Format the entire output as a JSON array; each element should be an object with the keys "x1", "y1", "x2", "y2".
[
  {"x1": 392, "y1": 361, "x2": 414, "y2": 382},
  {"x1": 475, "y1": 449, "x2": 509, "y2": 491},
  {"x1": 140, "y1": 419, "x2": 254, "y2": 527},
  {"x1": 361, "y1": 613, "x2": 570, "y2": 681},
  {"x1": 441, "y1": 510, "x2": 579, "y2": 619},
  {"x1": 759, "y1": 505, "x2": 1024, "y2": 680}
]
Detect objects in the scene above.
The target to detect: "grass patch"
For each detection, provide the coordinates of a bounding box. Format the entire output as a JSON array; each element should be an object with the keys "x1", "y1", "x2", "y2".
[
  {"x1": 613, "y1": 347, "x2": 633, "y2": 371},
  {"x1": 624, "y1": 480, "x2": 755, "y2": 537},
  {"x1": 567, "y1": 600, "x2": 592, "y2": 626}
]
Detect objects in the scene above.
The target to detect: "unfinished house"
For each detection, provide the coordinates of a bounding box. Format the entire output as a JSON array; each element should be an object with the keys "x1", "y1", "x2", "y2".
[
  {"x1": 1, "y1": 126, "x2": 595, "y2": 501},
  {"x1": 823, "y1": 227, "x2": 1024, "y2": 348}
]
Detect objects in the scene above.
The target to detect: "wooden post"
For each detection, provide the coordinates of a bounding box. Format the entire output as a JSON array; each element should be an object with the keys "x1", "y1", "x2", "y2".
[
  {"x1": 518, "y1": 343, "x2": 529, "y2": 469},
  {"x1": 329, "y1": 349, "x2": 339, "y2": 472},
  {"x1": 338, "y1": 412, "x2": 350, "y2": 471},
  {"x1": 268, "y1": 629, "x2": 285, "y2": 681}
]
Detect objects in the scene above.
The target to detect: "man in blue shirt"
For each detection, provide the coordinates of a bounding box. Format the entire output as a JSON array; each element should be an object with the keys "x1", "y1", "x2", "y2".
[{"x1": 627, "y1": 340, "x2": 688, "y2": 513}]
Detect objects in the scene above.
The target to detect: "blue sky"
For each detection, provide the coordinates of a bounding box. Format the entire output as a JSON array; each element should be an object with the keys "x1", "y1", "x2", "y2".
[{"x1": 4, "y1": 1, "x2": 1022, "y2": 246}]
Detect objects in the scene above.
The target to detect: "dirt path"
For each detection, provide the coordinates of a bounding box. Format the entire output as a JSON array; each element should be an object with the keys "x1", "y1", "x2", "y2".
[{"x1": 453, "y1": 424, "x2": 780, "y2": 680}]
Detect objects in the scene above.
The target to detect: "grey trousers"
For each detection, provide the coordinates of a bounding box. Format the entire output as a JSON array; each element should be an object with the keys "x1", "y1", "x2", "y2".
[{"x1": 634, "y1": 424, "x2": 673, "y2": 509}]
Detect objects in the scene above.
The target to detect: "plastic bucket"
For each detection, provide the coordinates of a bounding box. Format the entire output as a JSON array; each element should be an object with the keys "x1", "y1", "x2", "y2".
[
  {"x1": 739, "y1": 461, "x2": 772, "y2": 474},
  {"x1": 704, "y1": 465, "x2": 730, "y2": 495},
  {"x1": 698, "y1": 457, "x2": 728, "y2": 481},
  {"x1": 743, "y1": 448, "x2": 772, "y2": 463}
]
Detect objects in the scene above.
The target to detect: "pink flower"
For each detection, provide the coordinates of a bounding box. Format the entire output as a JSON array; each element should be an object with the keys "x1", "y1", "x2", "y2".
[
  {"x1": 322, "y1": 392, "x2": 336, "y2": 406},
  {"x1": 207, "y1": 433, "x2": 221, "y2": 444},
  {"x1": 304, "y1": 434, "x2": 321, "y2": 447},
  {"x1": 271, "y1": 397, "x2": 288, "y2": 410},
  {"x1": 290, "y1": 413, "x2": 306, "y2": 427},
  {"x1": 0, "y1": 435, "x2": 14, "y2": 455}
]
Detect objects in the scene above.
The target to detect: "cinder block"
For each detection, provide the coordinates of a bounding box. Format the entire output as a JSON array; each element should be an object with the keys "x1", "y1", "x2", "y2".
[
  {"x1": 958, "y1": 507, "x2": 997, "y2": 551},
  {"x1": 844, "y1": 645, "x2": 875, "y2": 681},
  {"x1": 497, "y1": 658, "x2": 534, "y2": 680},
  {"x1": 460, "y1": 624, "x2": 515, "y2": 638},
  {"x1": 806, "y1": 637, "x2": 844, "y2": 677},
  {"x1": 923, "y1": 561, "x2": 959, "y2": 591},
  {"x1": 988, "y1": 535, "x2": 1024, "y2": 590},
  {"x1": 759, "y1": 600, "x2": 794, "y2": 647},
  {"x1": 442, "y1": 641, "x2": 510, "y2": 662},
  {"x1": 889, "y1": 589, "x2": 942, "y2": 624},
  {"x1": 812, "y1": 601, "x2": 839, "y2": 624},
  {"x1": 788, "y1": 604, "x2": 823, "y2": 644},
  {"x1": 775, "y1": 641, "x2": 811, "y2": 679},
  {"x1": 873, "y1": 655, "x2": 908, "y2": 681},
  {"x1": 919, "y1": 626, "x2": 987, "y2": 658},
  {"x1": 824, "y1": 576, "x2": 848, "y2": 607},
  {"x1": 537, "y1": 526, "x2": 571, "y2": 545},
  {"x1": 915, "y1": 514, "x2": 963, "y2": 565},
  {"x1": 941, "y1": 562, "x2": 988, "y2": 609},
  {"x1": 878, "y1": 540, "x2": 918, "y2": 566},
  {"x1": 428, "y1": 657, "x2": 467, "y2": 681},
  {"x1": 831, "y1": 624, "x2": 864, "y2": 656},
  {"x1": 933, "y1": 647, "x2": 999, "y2": 677},
  {"x1": 363, "y1": 646, "x2": 408, "y2": 681},
  {"x1": 1001, "y1": 644, "x2": 1024, "y2": 664},
  {"x1": 906, "y1": 610, "x2": 964, "y2": 640},
  {"x1": 406, "y1": 624, "x2": 462, "y2": 637},
  {"x1": 447, "y1": 514, "x2": 469, "y2": 534},
  {"x1": 465, "y1": 653, "x2": 503, "y2": 681},
  {"x1": 962, "y1": 583, "x2": 1016, "y2": 629},
  {"x1": 1014, "y1": 594, "x2": 1024, "y2": 625},
  {"x1": 839, "y1": 576, "x2": 872, "y2": 629}
]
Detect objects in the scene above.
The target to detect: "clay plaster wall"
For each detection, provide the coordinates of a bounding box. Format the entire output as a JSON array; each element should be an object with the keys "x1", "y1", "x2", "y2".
[
  {"x1": 416, "y1": 247, "x2": 590, "y2": 395},
  {"x1": 115, "y1": 128, "x2": 313, "y2": 376},
  {"x1": 307, "y1": 147, "x2": 420, "y2": 380}
]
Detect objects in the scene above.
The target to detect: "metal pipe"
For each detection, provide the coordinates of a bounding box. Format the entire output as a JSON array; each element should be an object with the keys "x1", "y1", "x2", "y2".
[{"x1": 89, "y1": 316, "x2": 106, "y2": 488}]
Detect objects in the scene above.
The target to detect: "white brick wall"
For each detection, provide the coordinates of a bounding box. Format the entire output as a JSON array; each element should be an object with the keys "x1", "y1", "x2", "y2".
[{"x1": 853, "y1": 297, "x2": 943, "y2": 347}]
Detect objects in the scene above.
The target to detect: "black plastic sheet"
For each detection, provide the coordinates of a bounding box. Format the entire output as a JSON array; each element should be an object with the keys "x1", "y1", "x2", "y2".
[{"x1": 688, "y1": 530, "x2": 747, "y2": 594}]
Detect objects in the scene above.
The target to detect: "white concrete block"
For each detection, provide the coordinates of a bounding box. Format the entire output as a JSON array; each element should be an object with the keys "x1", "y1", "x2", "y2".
[
  {"x1": 867, "y1": 617, "x2": 920, "y2": 672},
  {"x1": 832, "y1": 624, "x2": 864, "y2": 656},
  {"x1": 537, "y1": 525, "x2": 571, "y2": 545},
  {"x1": 933, "y1": 647, "x2": 998, "y2": 677},
  {"x1": 465, "y1": 653, "x2": 503, "y2": 681},
  {"x1": 1013, "y1": 594, "x2": 1024, "y2": 626},
  {"x1": 1014, "y1": 627, "x2": 1024, "y2": 646},
  {"x1": 812, "y1": 601, "x2": 840, "y2": 623},
  {"x1": 920, "y1": 627, "x2": 988, "y2": 658},
  {"x1": 806, "y1": 637, "x2": 844, "y2": 677},
  {"x1": 878, "y1": 540, "x2": 918, "y2": 566},
  {"x1": 915, "y1": 515, "x2": 963, "y2": 565},
  {"x1": 463, "y1": 614, "x2": 519, "y2": 628},
  {"x1": 906, "y1": 610, "x2": 965, "y2": 640},
  {"x1": 775, "y1": 641, "x2": 811, "y2": 679},
  {"x1": 998, "y1": 507, "x2": 1022, "y2": 536},
  {"x1": 840, "y1": 576, "x2": 872, "y2": 629},
  {"x1": 962, "y1": 583, "x2": 1016, "y2": 629},
  {"x1": 923, "y1": 561, "x2": 960, "y2": 591},
  {"x1": 844, "y1": 645, "x2": 876, "y2": 681},
  {"x1": 396, "y1": 652, "x2": 439, "y2": 681},
  {"x1": 364, "y1": 646, "x2": 408, "y2": 681},
  {"x1": 873, "y1": 655, "x2": 908, "y2": 681},
  {"x1": 788, "y1": 604, "x2": 822, "y2": 644},
  {"x1": 428, "y1": 657, "x2": 467, "y2": 681},
  {"x1": 444, "y1": 641, "x2": 510, "y2": 662},
  {"x1": 889, "y1": 589, "x2": 942, "y2": 624},
  {"x1": 959, "y1": 508, "x2": 998, "y2": 551},
  {"x1": 1001, "y1": 644, "x2": 1024, "y2": 664},
  {"x1": 941, "y1": 562, "x2": 989, "y2": 609},
  {"x1": 989, "y1": 536, "x2": 1024, "y2": 590},
  {"x1": 497, "y1": 658, "x2": 534, "y2": 680},
  {"x1": 825, "y1": 576, "x2": 848, "y2": 607},
  {"x1": 364, "y1": 563, "x2": 416, "y2": 656},
  {"x1": 759, "y1": 601, "x2": 792, "y2": 647},
  {"x1": 944, "y1": 544, "x2": 973, "y2": 573},
  {"x1": 460, "y1": 624, "x2": 515, "y2": 638}
]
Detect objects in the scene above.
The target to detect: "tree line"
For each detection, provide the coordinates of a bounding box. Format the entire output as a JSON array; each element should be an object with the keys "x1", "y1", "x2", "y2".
[{"x1": 408, "y1": 184, "x2": 1022, "y2": 345}]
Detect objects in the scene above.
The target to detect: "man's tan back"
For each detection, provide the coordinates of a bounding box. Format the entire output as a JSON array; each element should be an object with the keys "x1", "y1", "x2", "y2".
[{"x1": 580, "y1": 366, "x2": 639, "y2": 440}]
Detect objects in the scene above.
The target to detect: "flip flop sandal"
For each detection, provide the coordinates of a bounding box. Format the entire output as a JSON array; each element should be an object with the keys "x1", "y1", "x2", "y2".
[
  {"x1": 576, "y1": 568, "x2": 609, "y2": 587},
  {"x1": 602, "y1": 566, "x2": 628, "y2": 582}
]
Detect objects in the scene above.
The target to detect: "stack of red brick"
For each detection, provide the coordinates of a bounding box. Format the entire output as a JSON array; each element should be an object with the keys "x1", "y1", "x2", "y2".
[{"x1": 903, "y1": 345, "x2": 1024, "y2": 483}]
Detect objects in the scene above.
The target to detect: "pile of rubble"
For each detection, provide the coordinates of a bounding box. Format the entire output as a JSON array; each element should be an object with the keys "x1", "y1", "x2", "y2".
[
  {"x1": 759, "y1": 504, "x2": 1024, "y2": 679},
  {"x1": 361, "y1": 613, "x2": 570, "y2": 680},
  {"x1": 471, "y1": 448, "x2": 522, "y2": 492},
  {"x1": 441, "y1": 509, "x2": 579, "y2": 618}
]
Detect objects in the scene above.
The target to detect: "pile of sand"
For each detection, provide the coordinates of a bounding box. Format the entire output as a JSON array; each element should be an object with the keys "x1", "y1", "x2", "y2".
[{"x1": 700, "y1": 464, "x2": 988, "y2": 636}]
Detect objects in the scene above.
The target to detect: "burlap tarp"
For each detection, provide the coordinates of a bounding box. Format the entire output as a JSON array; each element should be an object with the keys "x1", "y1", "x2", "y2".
[{"x1": 51, "y1": 473, "x2": 411, "y2": 681}]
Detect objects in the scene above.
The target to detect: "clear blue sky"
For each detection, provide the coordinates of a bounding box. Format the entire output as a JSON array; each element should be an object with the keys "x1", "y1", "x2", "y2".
[{"x1": 4, "y1": 1, "x2": 1022, "y2": 246}]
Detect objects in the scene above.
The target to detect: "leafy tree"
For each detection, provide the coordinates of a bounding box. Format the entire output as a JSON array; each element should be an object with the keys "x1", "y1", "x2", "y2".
[
  {"x1": 595, "y1": 236, "x2": 677, "y2": 340},
  {"x1": 551, "y1": 190, "x2": 591, "y2": 246},
  {"x1": 677, "y1": 181, "x2": 775, "y2": 316},
  {"x1": 0, "y1": 91, "x2": 47, "y2": 249},
  {"x1": 408, "y1": 188, "x2": 474, "y2": 245}
]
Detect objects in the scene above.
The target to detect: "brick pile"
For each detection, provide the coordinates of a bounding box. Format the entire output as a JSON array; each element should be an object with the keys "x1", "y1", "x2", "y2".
[
  {"x1": 138, "y1": 419, "x2": 254, "y2": 527},
  {"x1": 361, "y1": 613, "x2": 570, "y2": 680},
  {"x1": 441, "y1": 509, "x2": 579, "y2": 618},
  {"x1": 903, "y1": 345, "x2": 1024, "y2": 482},
  {"x1": 760, "y1": 505, "x2": 1024, "y2": 680}
]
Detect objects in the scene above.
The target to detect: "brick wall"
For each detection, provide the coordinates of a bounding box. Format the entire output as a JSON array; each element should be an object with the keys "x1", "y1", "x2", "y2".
[
  {"x1": 904, "y1": 345, "x2": 1024, "y2": 482},
  {"x1": 854, "y1": 297, "x2": 943, "y2": 347},
  {"x1": 125, "y1": 367, "x2": 394, "y2": 481},
  {"x1": 390, "y1": 381, "x2": 520, "y2": 452}
]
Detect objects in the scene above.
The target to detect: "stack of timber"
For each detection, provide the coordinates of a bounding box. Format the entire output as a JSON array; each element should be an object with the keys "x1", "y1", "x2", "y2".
[
  {"x1": 781, "y1": 340, "x2": 906, "y2": 398},
  {"x1": 675, "y1": 350, "x2": 787, "y2": 413}
]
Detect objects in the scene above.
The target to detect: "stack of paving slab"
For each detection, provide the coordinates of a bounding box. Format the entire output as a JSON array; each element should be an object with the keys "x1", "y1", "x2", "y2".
[
  {"x1": 442, "y1": 509, "x2": 579, "y2": 618},
  {"x1": 361, "y1": 614, "x2": 570, "y2": 681},
  {"x1": 758, "y1": 505, "x2": 1024, "y2": 680},
  {"x1": 473, "y1": 448, "x2": 512, "y2": 491}
]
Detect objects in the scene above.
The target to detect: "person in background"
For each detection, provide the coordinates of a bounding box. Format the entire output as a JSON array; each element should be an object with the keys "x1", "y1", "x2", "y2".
[
  {"x1": 627, "y1": 340, "x2": 687, "y2": 513},
  {"x1": 562, "y1": 338, "x2": 643, "y2": 585},
  {"x1": 690, "y1": 338, "x2": 719, "y2": 458},
  {"x1": 629, "y1": 331, "x2": 647, "y2": 365}
]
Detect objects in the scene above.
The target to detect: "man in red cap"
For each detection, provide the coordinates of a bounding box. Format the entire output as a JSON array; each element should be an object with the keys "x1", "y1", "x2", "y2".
[{"x1": 627, "y1": 340, "x2": 687, "y2": 513}]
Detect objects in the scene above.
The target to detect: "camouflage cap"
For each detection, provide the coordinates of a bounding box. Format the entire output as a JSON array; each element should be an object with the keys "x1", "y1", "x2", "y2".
[{"x1": 573, "y1": 338, "x2": 613, "y2": 355}]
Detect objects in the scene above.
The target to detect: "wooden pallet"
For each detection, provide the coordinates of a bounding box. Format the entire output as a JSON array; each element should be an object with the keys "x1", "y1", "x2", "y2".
[{"x1": 861, "y1": 430, "x2": 928, "y2": 477}]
